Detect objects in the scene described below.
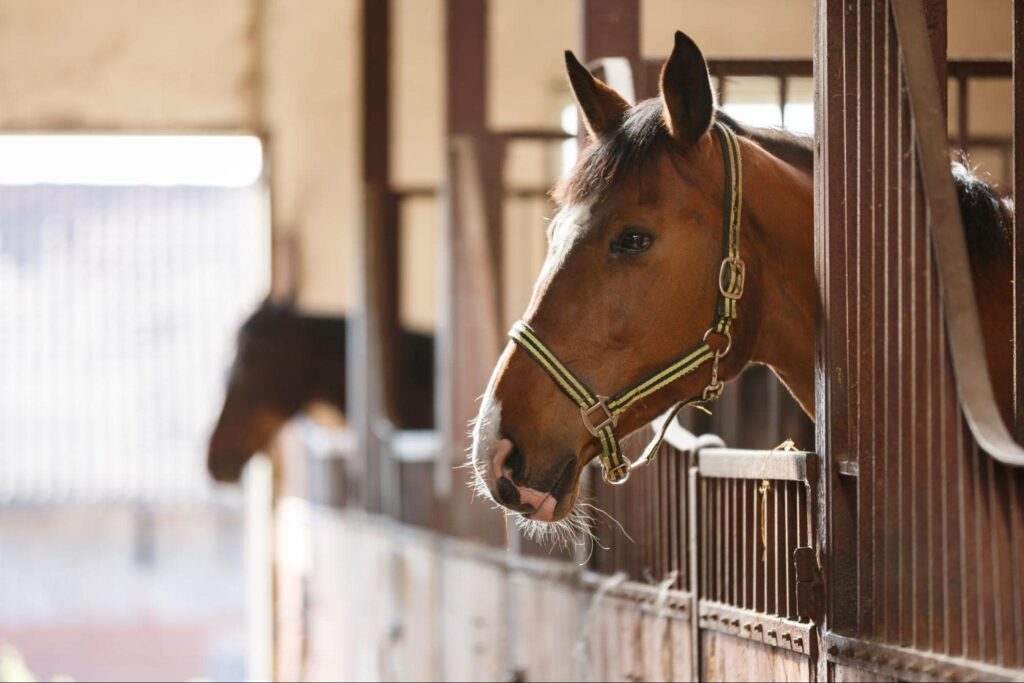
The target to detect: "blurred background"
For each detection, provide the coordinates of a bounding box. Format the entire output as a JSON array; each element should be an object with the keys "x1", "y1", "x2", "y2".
[{"x1": 0, "y1": 1, "x2": 1013, "y2": 681}]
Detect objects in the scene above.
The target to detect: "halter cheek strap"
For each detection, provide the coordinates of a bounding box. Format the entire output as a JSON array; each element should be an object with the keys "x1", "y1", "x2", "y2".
[{"x1": 509, "y1": 120, "x2": 744, "y2": 486}]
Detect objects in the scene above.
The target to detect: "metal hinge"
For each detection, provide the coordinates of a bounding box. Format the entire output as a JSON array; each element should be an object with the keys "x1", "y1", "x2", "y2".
[{"x1": 794, "y1": 546, "x2": 823, "y2": 622}]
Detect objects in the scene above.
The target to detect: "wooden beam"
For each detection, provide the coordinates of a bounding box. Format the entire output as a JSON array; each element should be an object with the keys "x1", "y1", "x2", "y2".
[
  {"x1": 440, "y1": 0, "x2": 506, "y2": 544},
  {"x1": 349, "y1": 0, "x2": 398, "y2": 514}
]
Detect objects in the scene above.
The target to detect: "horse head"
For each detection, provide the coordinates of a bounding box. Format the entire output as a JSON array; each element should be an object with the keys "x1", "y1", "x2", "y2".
[{"x1": 470, "y1": 31, "x2": 817, "y2": 540}]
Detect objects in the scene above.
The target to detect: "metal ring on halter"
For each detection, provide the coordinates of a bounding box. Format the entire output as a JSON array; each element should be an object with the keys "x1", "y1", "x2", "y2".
[
  {"x1": 602, "y1": 456, "x2": 632, "y2": 485},
  {"x1": 702, "y1": 326, "x2": 733, "y2": 357}
]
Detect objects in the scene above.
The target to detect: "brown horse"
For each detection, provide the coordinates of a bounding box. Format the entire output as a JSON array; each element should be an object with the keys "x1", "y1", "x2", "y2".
[
  {"x1": 470, "y1": 32, "x2": 1013, "y2": 540},
  {"x1": 208, "y1": 300, "x2": 435, "y2": 482}
]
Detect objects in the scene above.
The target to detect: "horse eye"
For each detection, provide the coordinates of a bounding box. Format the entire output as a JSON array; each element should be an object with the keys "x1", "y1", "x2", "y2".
[{"x1": 612, "y1": 229, "x2": 653, "y2": 255}]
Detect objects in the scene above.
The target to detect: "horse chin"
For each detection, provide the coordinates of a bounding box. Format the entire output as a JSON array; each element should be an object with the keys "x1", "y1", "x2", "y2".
[
  {"x1": 512, "y1": 488, "x2": 593, "y2": 548},
  {"x1": 207, "y1": 453, "x2": 246, "y2": 483}
]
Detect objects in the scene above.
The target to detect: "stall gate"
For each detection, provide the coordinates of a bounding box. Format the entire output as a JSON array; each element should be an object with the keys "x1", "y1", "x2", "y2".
[{"x1": 814, "y1": 0, "x2": 1024, "y2": 679}]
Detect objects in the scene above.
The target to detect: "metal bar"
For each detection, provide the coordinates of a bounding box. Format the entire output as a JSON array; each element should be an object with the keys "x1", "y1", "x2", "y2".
[
  {"x1": 892, "y1": 0, "x2": 1024, "y2": 467},
  {"x1": 852, "y1": 0, "x2": 875, "y2": 637},
  {"x1": 1014, "y1": 0, "x2": 1024, "y2": 441},
  {"x1": 697, "y1": 448, "x2": 814, "y2": 483},
  {"x1": 882, "y1": 1, "x2": 902, "y2": 644},
  {"x1": 779, "y1": 75, "x2": 789, "y2": 127},
  {"x1": 741, "y1": 477, "x2": 748, "y2": 609},
  {"x1": 688, "y1": 466, "x2": 701, "y2": 683},
  {"x1": 814, "y1": 0, "x2": 859, "y2": 647}
]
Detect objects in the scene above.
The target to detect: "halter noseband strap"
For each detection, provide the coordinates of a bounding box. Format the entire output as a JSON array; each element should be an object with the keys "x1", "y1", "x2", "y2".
[{"x1": 509, "y1": 120, "x2": 744, "y2": 485}]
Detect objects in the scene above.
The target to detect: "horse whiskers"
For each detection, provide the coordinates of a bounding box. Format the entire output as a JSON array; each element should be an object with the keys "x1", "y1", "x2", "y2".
[
  {"x1": 512, "y1": 504, "x2": 599, "y2": 552},
  {"x1": 577, "y1": 501, "x2": 635, "y2": 544}
]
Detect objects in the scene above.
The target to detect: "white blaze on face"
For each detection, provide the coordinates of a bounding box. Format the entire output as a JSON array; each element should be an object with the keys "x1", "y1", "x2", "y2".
[
  {"x1": 470, "y1": 342, "x2": 513, "y2": 476},
  {"x1": 528, "y1": 201, "x2": 594, "y2": 313},
  {"x1": 473, "y1": 201, "x2": 592, "y2": 468}
]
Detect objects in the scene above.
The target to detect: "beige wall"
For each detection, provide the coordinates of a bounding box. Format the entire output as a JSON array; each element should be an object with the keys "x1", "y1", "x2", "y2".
[
  {"x1": 0, "y1": 0, "x2": 1013, "y2": 322},
  {"x1": 0, "y1": 0, "x2": 257, "y2": 130}
]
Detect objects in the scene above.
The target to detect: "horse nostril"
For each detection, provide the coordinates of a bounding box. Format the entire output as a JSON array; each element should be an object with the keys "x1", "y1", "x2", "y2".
[
  {"x1": 495, "y1": 477, "x2": 521, "y2": 506},
  {"x1": 491, "y1": 438, "x2": 525, "y2": 481},
  {"x1": 503, "y1": 444, "x2": 524, "y2": 479}
]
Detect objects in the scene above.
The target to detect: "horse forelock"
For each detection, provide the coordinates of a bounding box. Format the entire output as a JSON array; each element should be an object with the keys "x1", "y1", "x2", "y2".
[{"x1": 554, "y1": 98, "x2": 673, "y2": 207}]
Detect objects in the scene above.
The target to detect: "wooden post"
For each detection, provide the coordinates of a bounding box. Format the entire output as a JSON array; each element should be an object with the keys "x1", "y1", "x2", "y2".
[
  {"x1": 580, "y1": 0, "x2": 640, "y2": 81},
  {"x1": 439, "y1": 0, "x2": 506, "y2": 544},
  {"x1": 350, "y1": 0, "x2": 399, "y2": 514}
]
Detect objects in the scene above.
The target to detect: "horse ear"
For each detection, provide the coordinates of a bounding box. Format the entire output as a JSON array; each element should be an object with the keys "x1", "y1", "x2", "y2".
[
  {"x1": 660, "y1": 31, "x2": 715, "y2": 147},
  {"x1": 565, "y1": 50, "x2": 630, "y2": 139}
]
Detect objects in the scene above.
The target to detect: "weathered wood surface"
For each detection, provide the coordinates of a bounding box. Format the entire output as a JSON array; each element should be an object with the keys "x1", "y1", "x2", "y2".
[{"x1": 299, "y1": 510, "x2": 823, "y2": 682}]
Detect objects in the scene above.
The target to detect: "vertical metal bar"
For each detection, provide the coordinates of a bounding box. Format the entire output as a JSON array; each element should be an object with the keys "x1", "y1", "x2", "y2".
[
  {"x1": 779, "y1": 75, "x2": 790, "y2": 127},
  {"x1": 753, "y1": 480, "x2": 762, "y2": 612},
  {"x1": 773, "y1": 483, "x2": 782, "y2": 616},
  {"x1": 721, "y1": 476, "x2": 727, "y2": 604},
  {"x1": 741, "y1": 475, "x2": 748, "y2": 609},
  {"x1": 854, "y1": 0, "x2": 875, "y2": 637},
  {"x1": 688, "y1": 466, "x2": 701, "y2": 683},
  {"x1": 973, "y1": 440, "x2": 993, "y2": 661},
  {"x1": 815, "y1": 0, "x2": 858, "y2": 659},
  {"x1": 883, "y1": 0, "x2": 902, "y2": 646},
  {"x1": 667, "y1": 448, "x2": 677, "y2": 588},
  {"x1": 869, "y1": 0, "x2": 887, "y2": 641},
  {"x1": 784, "y1": 480, "x2": 791, "y2": 619},
  {"x1": 1011, "y1": 469, "x2": 1024, "y2": 667},
  {"x1": 726, "y1": 477, "x2": 734, "y2": 605},
  {"x1": 1014, "y1": 0, "x2": 1024, "y2": 440},
  {"x1": 988, "y1": 455, "x2": 1016, "y2": 665},
  {"x1": 897, "y1": 19, "x2": 914, "y2": 647},
  {"x1": 702, "y1": 477, "x2": 709, "y2": 600}
]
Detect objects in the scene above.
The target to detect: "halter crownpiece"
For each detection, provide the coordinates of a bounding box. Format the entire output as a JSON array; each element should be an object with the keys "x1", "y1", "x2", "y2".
[{"x1": 510, "y1": 120, "x2": 744, "y2": 485}]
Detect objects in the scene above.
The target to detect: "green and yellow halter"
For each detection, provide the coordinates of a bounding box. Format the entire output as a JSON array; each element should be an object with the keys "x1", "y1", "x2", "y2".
[{"x1": 510, "y1": 120, "x2": 744, "y2": 485}]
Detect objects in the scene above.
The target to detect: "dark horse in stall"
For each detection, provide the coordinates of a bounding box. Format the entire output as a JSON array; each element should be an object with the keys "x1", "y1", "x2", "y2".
[
  {"x1": 470, "y1": 31, "x2": 1014, "y2": 542},
  {"x1": 208, "y1": 299, "x2": 434, "y2": 482}
]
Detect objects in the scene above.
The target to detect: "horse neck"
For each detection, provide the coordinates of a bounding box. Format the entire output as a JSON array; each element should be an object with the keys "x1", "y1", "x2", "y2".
[
  {"x1": 738, "y1": 137, "x2": 817, "y2": 417},
  {"x1": 297, "y1": 315, "x2": 348, "y2": 408}
]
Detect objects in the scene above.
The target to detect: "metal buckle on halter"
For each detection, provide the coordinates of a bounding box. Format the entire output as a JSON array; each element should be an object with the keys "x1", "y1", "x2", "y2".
[
  {"x1": 581, "y1": 395, "x2": 617, "y2": 437},
  {"x1": 601, "y1": 456, "x2": 632, "y2": 486},
  {"x1": 718, "y1": 256, "x2": 746, "y2": 300}
]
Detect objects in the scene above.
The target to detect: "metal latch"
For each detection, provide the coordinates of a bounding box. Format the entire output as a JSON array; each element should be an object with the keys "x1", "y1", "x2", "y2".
[{"x1": 794, "y1": 546, "x2": 823, "y2": 621}]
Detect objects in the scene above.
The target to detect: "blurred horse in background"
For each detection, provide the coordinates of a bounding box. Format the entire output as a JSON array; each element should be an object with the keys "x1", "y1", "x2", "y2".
[{"x1": 207, "y1": 299, "x2": 434, "y2": 482}]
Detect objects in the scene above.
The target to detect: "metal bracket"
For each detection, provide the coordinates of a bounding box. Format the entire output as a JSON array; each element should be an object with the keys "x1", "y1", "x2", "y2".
[{"x1": 794, "y1": 546, "x2": 823, "y2": 622}]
